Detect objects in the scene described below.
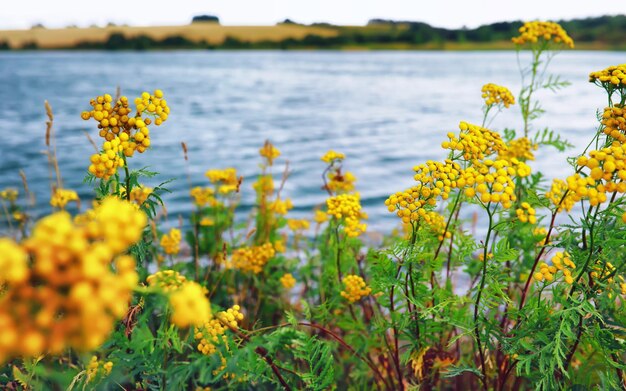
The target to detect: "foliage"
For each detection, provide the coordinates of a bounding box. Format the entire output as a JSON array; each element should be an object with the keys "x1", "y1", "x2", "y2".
[{"x1": 1, "y1": 21, "x2": 626, "y2": 391}]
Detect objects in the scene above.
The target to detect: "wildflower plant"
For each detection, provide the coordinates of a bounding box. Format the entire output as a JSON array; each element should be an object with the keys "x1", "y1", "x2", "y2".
[{"x1": 3, "y1": 21, "x2": 626, "y2": 391}]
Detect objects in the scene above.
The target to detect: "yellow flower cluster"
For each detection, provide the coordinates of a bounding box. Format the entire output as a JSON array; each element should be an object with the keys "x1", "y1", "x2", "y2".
[
  {"x1": 259, "y1": 141, "x2": 280, "y2": 165},
  {"x1": 83, "y1": 91, "x2": 170, "y2": 178},
  {"x1": 231, "y1": 243, "x2": 276, "y2": 274},
  {"x1": 481, "y1": 83, "x2": 515, "y2": 108},
  {"x1": 88, "y1": 136, "x2": 125, "y2": 179},
  {"x1": 327, "y1": 193, "x2": 367, "y2": 237},
  {"x1": 589, "y1": 64, "x2": 626, "y2": 88},
  {"x1": 533, "y1": 227, "x2": 550, "y2": 246},
  {"x1": 128, "y1": 186, "x2": 152, "y2": 205},
  {"x1": 340, "y1": 275, "x2": 372, "y2": 303},
  {"x1": 0, "y1": 197, "x2": 143, "y2": 363},
  {"x1": 269, "y1": 198, "x2": 293, "y2": 215},
  {"x1": 462, "y1": 159, "x2": 520, "y2": 208},
  {"x1": 82, "y1": 90, "x2": 169, "y2": 145},
  {"x1": 50, "y1": 188, "x2": 79, "y2": 209},
  {"x1": 147, "y1": 270, "x2": 187, "y2": 293},
  {"x1": 86, "y1": 356, "x2": 113, "y2": 382},
  {"x1": 421, "y1": 211, "x2": 451, "y2": 241},
  {"x1": 195, "y1": 305, "x2": 244, "y2": 356},
  {"x1": 169, "y1": 281, "x2": 211, "y2": 328},
  {"x1": 0, "y1": 188, "x2": 18, "y2": 202},
  {"x1": 568, "y1": 142, "x2": 626, "y2": 206},
  {"x1": 160, "y1": 228, "x2": 182, "y2": 255},
  {"x1": 287, "y1": 218, "x2": 310, "y2": 231},
  {"x1": 516, "y1": 202, "x2": 537, "y2": 224},
  {"x1": 327, "y1": 170, "x2": 357, "y2": 193},
  {"x1": 600, "y1": 105, "x2": 626, "y2": 143},
  {"x1": 314, "y1": 209, "x2": 328, "y2": 224},
  {"x1": 280, "y1": 273, "x2": 296, "y2": 289},
  {"x1": 534, "y1": 252, "x2": 576, "y2": 284},
  {"x1": 385, "y1": 160, "x2": 461, "y2": 224},
  {"x1": 511, "y1": 21, "x2": 574, "y2": 48},
  {"x1": 545, "y1": 178, "x2": 576, "y2": 212},
  {"x1": 442, "y1": 122, "x2": 507, "y2": 161},
  {"x1": 499, "y1": 137, "x2": 537, "y2": 161},
  {"x1": 321, "y1": 150, "x2": 346, "y2": 164},
  {"x1": 206, "y1": 168, "x2": 238, "y2": 184},
  {"x1": 253, "y1": 175, "x2": 274, "y2": 195},
  {"x1": 190, "y1": 186, "x2": 217, "y2": 207}
]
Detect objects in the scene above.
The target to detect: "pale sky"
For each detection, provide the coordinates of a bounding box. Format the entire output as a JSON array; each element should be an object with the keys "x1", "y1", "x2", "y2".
[{"x1": 1, "y1": 0, "x2": 625, "y2": 30}]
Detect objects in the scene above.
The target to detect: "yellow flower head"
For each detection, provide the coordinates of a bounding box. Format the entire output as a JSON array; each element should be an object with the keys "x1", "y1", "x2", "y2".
[
  {"x1": 161, "y1": 228, "x2": 182, "y2": 255},
  {"x1": 442, "y1": 122, "x2": 507, "y2": 161},
  {"x1": 511, "y1": 21, "x2": 574, "y2": 48},
  {"x1": 147, "y1": 269, "x2": 187, "y2": 293},
  {"x1": 0, "y1": 197, "x2": 143, "y2": 363},
  {"x1": 205, "y1": 168, "x2": 238, "y2": 186},
  {"x1": 481, "y1": 83, "x2": 515, "y2": 108},
  {"x1": 516, "y1": 202, "x2": 537, "y2": 224},
  {"x1": 327, "y1": 193, "x2": 367, "y2": 237},
  {"x1": 340, "y1": 275, "x2": 372, "y2": 303},
  {"x1": 231, "y1": 242, "x2": 276, "y2": 274},
  {"x1": 314, "y1": 209, "x2": 328, "y2": 224},
  {"x1": 194, "y1": 305, "x2": 244, "y2": 356},
  {"x1": 498, "y1": 137, "x2": 537, "y2": 162},
  {"x1": 321, "y1": 150, "x2": 346, "y2": 164},
  {"x1": 169, "y1": 281, "x2": 211, "y2": 328},
  {"x1": 287, "y1": 218, "x2": 310, "y2": 231},
  {"x1": 50, "y1": 188, "x2": 79, "y2": 209},
  {"x1": 269, "y1": 198, "x2": 293, "y2": 215},
  {"x1": 589, "y1": 64, "x2": 626, "y2": 90},
  {"x1": 280, "y1": 273, "x2": 296, "y2": 289},
  {"x1": 327, "y1": 170, "x2": 357, "y2": 193},
  {"x1": 190, "y1": 186, "x2": 217, "y2": 207},
  {"x1": 259, "y1": 141, "x2": 281, "y2": 165},
  {"x1": 0, "y1": 188, "x2": 18, "y2": 202}
]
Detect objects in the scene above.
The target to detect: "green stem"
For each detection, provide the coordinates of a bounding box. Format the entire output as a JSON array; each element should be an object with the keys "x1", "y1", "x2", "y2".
[{"x1": 474, "y1": 204, "x2": 494, "y2": 391}]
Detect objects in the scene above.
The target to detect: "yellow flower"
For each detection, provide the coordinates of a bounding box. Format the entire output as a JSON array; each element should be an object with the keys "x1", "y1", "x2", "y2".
[
  {"x1": 259, "y1": 141, "x2": 281, "y2": 165},
  {"x1": 498, "y1": 137, "x2": 537, "y2": 161},
  {"x1": 327, "y1": 171, "x2": 357, "y2": 193},
  {"x1": 589, "y1": 64, "x2": 626, "y2": 89},
  {"x1": 190, "y1": 186, "x2": 217, "y2": 207},
  {"x1": 161, "y1": 228, "x2": 182, "y2": 255},
  {"x1": 280, "y1": 273, "x2": 296, "y2": 289},
  {"x1": 442, "y1": 122, "x2": 507, "y2": 161},
  {"x1": 314, "y1": 209, "x2": 328, "y2": 224},
  {"x1": 511, "y1": 21, "x2": 574, "y2": 48},
  {"x1": 546, "y1": 179, "x2": 576, "y2": 212},
  {"x1": 327, "y1": 193, "x2": 367, "y2": 237},
  {"x1": 194, "y1": 305, "x2": 244, "y2": 356},
  {"x1": 340, "y1": 275, "x2": 372, "y2": 303},
  {"x1": 0, "y1": 197, "x2": 143, "y2": 363},
  {"x1": 516, "y1": 202, "x2": 537, "y2": 224},
  {"x1": 481, "y1": 83, "x2": 515, "y2": 108},
  {"x1": 205, "y1": 168, "x2": 238, "y2": 186},
  {"x1": 269, "y1": 198, "x2": 293, "y2": 215},
  {"x1": 287, "y1": 218, "x2": 310, "y2": 231},
  {"x1": 147, "y1": 270, "x2": 187, "y2": 293},
  {"x1": 199, "y1": 217, "x2": 215, "y2": 226},
  {"x1": 321, "y1": 150, "x2": 346, "y2": 164},
  {"x1": 231, "y1": 243, "x2": 276, "y2": 274},
  {"x1": 169, "y1": 281, "x2": 211, "y2": 328},
  {"x1": 0, "y1": 188, "x2": 18, "y2": 202}
]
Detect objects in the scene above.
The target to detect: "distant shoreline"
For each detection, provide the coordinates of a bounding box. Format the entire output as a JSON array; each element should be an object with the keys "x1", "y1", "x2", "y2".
[{"x1": 1, "y1": 16, "x2": 625, "y2": 51}]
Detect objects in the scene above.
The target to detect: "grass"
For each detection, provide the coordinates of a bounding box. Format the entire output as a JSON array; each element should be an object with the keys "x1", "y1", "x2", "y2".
[{"x1": 0, "y1": 23, "x2": 339, "y2": 49}]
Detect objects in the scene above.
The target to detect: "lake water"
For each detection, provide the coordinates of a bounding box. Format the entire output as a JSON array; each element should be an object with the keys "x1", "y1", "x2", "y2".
[{"x1": 0, "y1": 50, "x2": 621, "y2": 233}]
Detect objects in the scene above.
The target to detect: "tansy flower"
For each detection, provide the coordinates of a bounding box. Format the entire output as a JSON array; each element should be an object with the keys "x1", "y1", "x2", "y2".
[
  {"x1": 259, "y1": 141, "x2": 280, "y2": 165},
  {"x1": 340, "y1": 275, "x2": 372, "y2": 303},
  {"x1": 481, "y1": 83, "x2": 515, "y2": 108},
  {"x1": 327, "y1": 193, "x2": 367, "y2": 237},
  {"x1": 280, "y1": 273, "x2": 296, "y2": 289},
  {"x1": 511, "y1": 21, "x2": 574, "y2": 48},
  {"x1": 321, "y1": 150, "x2": 346, "y2": 164},
  {"x1": 169, "y1": 281, "x2": 211, "y2": 328},
  {"x1": 161, "y1": 228, "x2": 182, "y2": 255}
]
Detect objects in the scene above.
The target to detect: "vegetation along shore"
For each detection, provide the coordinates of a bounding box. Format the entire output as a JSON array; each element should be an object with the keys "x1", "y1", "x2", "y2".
[{"x1": 0, "y1": 14, "x2": 625, "y2": 50}]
